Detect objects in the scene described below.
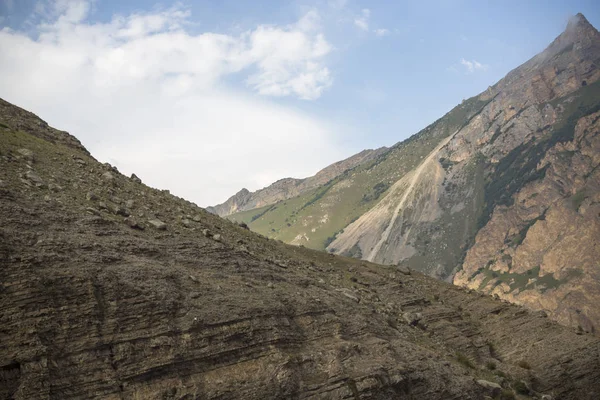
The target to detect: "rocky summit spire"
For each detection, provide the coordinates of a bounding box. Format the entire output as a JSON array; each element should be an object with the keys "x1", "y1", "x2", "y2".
[
  {"x1": 538, "y1": 12, "x2": 600, "y2": 61},
  {"x1": 566, "y1": 12, "x2": 593, "y2": 32}
]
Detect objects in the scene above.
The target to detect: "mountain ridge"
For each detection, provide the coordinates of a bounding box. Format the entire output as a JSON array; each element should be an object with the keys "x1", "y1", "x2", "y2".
[
  {"x1": 2, "y1": 94, "x2": 600, "y2": 399},
  {"x1": 207, "y1": 147, "x2": 388, "y2": 216},
  {"x1": 224, "y1": 13, "x2": 600, "y2": 334}
]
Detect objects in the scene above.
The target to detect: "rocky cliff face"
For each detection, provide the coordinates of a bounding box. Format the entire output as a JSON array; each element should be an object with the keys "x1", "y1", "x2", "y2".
[
  {"x1": 207, "y1": 148, "x2": 387, "y2": 216},
  {"x1": 331, "y1": 13, "x2": 600, "y2": 276},
  {"x1": 2, "y1": 99, "x2": 600, "y2": 399},
  {"x1": 454, "y1": 109, "x2": 600, "y2": 334},
  {"x1": 225, "y1": 14, "x2": 600, "y2": 333}
]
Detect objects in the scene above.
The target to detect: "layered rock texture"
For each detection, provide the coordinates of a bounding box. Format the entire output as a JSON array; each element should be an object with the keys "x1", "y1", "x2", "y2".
[
  {"x1": 3, "y1": 99, "x2": 600, "y2": 398},
  {"x1": 223, "y1": 14, "x2": 600, "y2": 333}
]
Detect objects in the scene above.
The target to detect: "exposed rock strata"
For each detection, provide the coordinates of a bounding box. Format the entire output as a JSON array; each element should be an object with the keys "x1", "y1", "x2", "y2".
[{"x1": 2, "y1": 99, "x2": 600, "y2": 399}]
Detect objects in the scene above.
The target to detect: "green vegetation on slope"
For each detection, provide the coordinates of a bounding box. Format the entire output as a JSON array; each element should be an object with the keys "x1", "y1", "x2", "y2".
[{"x1": 227, "y1": 95, "x2": 491, "y2": 251}]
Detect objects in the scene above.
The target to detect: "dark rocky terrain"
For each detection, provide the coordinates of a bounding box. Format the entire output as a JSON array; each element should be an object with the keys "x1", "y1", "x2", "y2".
[
  {"x1": 2, "y1": 98, "x2": 600, "y2": 399},
  {"x1": 221, "y1": 14, "x2": 600, "y2": 335}
]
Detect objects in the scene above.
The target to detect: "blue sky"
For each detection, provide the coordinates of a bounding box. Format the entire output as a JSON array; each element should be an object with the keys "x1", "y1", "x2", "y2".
[{"x1": 1, "y1": 1, "x2": 598, "y2": 205}]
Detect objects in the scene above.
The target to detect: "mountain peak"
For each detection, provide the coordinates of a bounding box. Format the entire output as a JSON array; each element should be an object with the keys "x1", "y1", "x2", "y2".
[
  {"x1": 535, "y1": 12, "x2": 600, "y2": 62},
  {"x1": 561, "y1": 12, "x2": 598, "y2": 41},
  {"x1": 567, "y1": 13, "x2": 592, "y2": 31}
]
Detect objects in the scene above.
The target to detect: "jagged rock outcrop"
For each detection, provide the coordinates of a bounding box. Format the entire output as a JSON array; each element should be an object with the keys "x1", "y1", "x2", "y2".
[
  {"x1": 207, "y1": 148, "x2": 387, "y2": 216},
  {"x1": 2, "y1": 99, "x2": 600, "y2": 399}
]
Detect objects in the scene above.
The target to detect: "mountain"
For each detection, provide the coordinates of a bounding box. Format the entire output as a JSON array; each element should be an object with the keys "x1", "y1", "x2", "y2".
[
  {"x1": 224, "y1": 14, "x2": 600, "y2": 333},
  {"x1": 206, "y1": 147, "x2": 388, "y2": 216},
  {"x1": 3, "y1": 100, "x2": 600, "y2": 398}
]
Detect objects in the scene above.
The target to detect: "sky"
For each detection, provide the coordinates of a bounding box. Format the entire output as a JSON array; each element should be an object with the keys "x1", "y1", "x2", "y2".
[{"x1": 0, "y1": 1, "x2": 599, "y2": 206}]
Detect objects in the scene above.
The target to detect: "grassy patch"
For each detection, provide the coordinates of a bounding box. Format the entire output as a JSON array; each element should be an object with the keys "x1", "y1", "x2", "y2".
[
  {"x1": 251, "y1": 204, "x2": 276, "y2": 222},
  {"x1": 478, "y1": 264, "x2": 566, "y2": 293},
  {"x1": 456, "y1": 352, "x2": 475, "y2": 369},
  {"x1": 361, "y1": 182, "x2": 390, "y2": 203},
  {"x1": 343, "y1": 244, "x2": 363, "y2": 259},
  {"x1": 571, "y1": 188, "x2": 587, "y2": 210}
]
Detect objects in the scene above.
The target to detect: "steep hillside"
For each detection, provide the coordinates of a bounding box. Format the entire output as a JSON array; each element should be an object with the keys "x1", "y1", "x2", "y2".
[
  {"x1": 228, "y1": 94, "x2": 491, "y2": 251},
  {"x1": 207, "y1": 147, "x2": 388, "y2": 217},
  {"x1": 226, "y1": 14, "x2": 600, "y2": 333},
  {"x1": 2, "y1": 99, "x2": 600, "y2": 399}
]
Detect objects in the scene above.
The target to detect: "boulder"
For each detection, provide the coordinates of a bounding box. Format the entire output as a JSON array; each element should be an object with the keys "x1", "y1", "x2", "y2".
[
  {"x1": 102, "y1": 171, "x2": 114, "y2": 182},
  {"x1": 402, "y1": 312, "x2": 421, "y2": 326},
  {"x1": 125, "y1": 218, "x2": 145, "y2": 230},
  {"x1": 398, "y1": 265, "x2": 411, "y2": 275},
  {"x1": 86, "y1": 192, "x2": 97, "y2": 201},
  {"x1": 339, "y1": 289, "x2": 360, "y2": 303},
  {"x1": 24, "y1": 171, "x2": 45, "y2": 187},
  {"x1": 17, "y1": 148, "x2": 35, "y2": 163},
  {"x1": 130, "y1": 173, "x2": 142, "y2": 184},
  {"x1": 148, "y1": 219, "x2": 167, "y2": 230},
  {"x1": 112, "y1": 205, "x2": 130, "y2": 217},
  {"x1": 476, "y1": 380, "x2": 502, "y2": 396},
  {"x1": 48, "y1": 183, "x2": 63, "y2": 192}
]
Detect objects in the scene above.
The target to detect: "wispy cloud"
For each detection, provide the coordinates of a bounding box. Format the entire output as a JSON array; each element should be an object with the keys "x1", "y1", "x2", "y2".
[
  {"x1": 353, "y1": 8, "x2": 389, "y2": 37},
  {"x1": 374, "y1": 28, "x2": 389, "y2": 37},
  {"x1": 0, "y1": 1, "x2": 344, "y2": 205},
  {"x1": 459, "y1": 58, "x2": 488, "y2": 73},
  {"x1": 354, "y1": 8, "x2": 370, "y2": 31}
]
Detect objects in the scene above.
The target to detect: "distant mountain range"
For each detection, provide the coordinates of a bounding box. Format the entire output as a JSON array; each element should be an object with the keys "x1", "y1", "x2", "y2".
[
  {"x1": 217, "y1": 13, "x2": 600, "y2": 334},
  {"x1": 206, "y1": 147, "x2": 388, "y2": 216}
]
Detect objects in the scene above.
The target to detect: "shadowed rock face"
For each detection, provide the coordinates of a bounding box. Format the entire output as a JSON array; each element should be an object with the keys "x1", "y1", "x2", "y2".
[
  {"x1": 455, "y1": 110, "x2": 600, "y2": 334},
  {"x1": 221, "y1": 14, "x2": 600, "y2": 334},
  {"x1": 2, "y1": 100, "x2": 600, "y2": 399}
]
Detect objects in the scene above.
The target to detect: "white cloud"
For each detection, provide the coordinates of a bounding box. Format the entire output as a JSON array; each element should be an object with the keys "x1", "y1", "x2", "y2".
[
  {"x1": 353, "y1": 9, "x2": 388, "y2": 37},
  {"x1": 354, "y1": 8, "x2": 370, "y2": 31},
  {"x1": 374, "y1": 28, "x2": 389, "y2": 37},
  {"x1": 0, "y1": 2, "x2": 346, "y2": 206},
  {"x1": 460, "y1": 58, "x2": 488, "y2": 73}
]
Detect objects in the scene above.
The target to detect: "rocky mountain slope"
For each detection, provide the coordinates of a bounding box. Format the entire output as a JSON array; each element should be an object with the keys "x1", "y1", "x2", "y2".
[
  {"x1": 3, "y1": 100, "x2": 600, "y2": 399},
  {"x1": 206, "y1": 147, "x2": 388, "y2": 217},
  {"x1": 225, "y1": 14, "x2": 600, "y2": 334}
]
